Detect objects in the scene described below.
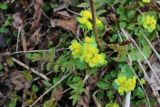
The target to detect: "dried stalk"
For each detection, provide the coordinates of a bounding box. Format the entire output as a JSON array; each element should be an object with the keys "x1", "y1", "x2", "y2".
[
  {"x1": 119, "y1": 30, "x2": 151, "y2": 106},
  {"x1": 121, "y1": 29, "x2": 160, "y2": 84},
  {"x1": 142, "y1": 34, "x2": 160, "y2": 61},
  {"x1": 12, "y1": 57, "x2": 49, "y2": 81},
  {"x1": 29, "y1": 72, "x2": 72, "y2": 107},
  {"x1": 124, "y1": 92, "x2": 131, "y2": 107},
  {"x1": 89, "y1": 0, "x2": 103, "y2": 51}
]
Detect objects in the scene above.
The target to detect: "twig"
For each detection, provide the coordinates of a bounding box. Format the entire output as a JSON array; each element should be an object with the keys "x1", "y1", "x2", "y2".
[
  {"x1": 32, "y1": 71, "x2": 54, "y2": 82},
  {"x1": 89, "y1": 0, "x2": 103, "y2": 51},
  {"x1": 92, "y1": 90, "x2": 102, "y2": 107},
  {"x1": 12, "y1": 57, "x2": 49, "y2": 81},
  {"x1": 2, "y1": 48, "x2": 68, "y2": 56},
  {"x1": 124, "y1": 92, "x2": 131, "y2": 107},
  {"x1": 119, "y1": 30, "x2": 151, "y2": 106},
  {"x1": 41, "y1": 9, "x2": 51, "y2": 21},
  {"x1": 16, "y1": 26, "x2": 22, "y2": 52},
  {"x1": 29, "y1": 72, "x2": 72, "y2": 107},
  {"x1": 121, "y1": 29, "x2": 160, "y2": 84},
  {"x1": 138, "y1": 60, "x2": 160, "y2": 104},
  {"x1": 142, "y1": 34, "x2": 160, "y2": 61},
  {"x1": 65, "y1": 7, "x2": 80, "y2": 16},
  {"x1": 127, "y1": 62, "x2": 151, "y2": 107}
]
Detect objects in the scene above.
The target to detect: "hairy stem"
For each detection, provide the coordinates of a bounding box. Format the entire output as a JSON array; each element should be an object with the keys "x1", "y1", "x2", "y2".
[{"x1": 89, "y1": 0, "x2": 103, "y2": 51}]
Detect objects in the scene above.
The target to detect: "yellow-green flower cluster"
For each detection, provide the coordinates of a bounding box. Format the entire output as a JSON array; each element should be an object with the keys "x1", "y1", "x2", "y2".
[
  {"x1": 77, "y1": 10, "x2": 104, "y2": 30},
  {"x1": 142, "y1": 0, "x2": 150, "y2": 3},
  {"x1": 69, "y1": 36, "x2": 107, "y2": 68},
  {"x1": 105, "y1": 102, "x2": 119, "y2": 107},
  {"x1": 114, "y1": 75, "x2": 136, "y2": 95},
  {"x1": 142, "y1": 15, "x2": 157, "y2": 32}
]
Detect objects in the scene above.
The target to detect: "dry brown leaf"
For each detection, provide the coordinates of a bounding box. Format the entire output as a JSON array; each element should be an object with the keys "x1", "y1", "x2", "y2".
[
  {"x1": 12, "y1": 13, "x2": 24, "y2": 29},
  {"x1": 52, "y1": 87, "x2": 63, "y2": 102},
  {"x1": 10, "y1": 71, "x2": 31, "y2": 91},
  {"x1": 30, "y1": 0, "x2": 43, "y2": 32},
  {"x1": 27, "y1": 27, "x2": 42, "y2": 46},
  {"x1": 51, "y1": 18, "x2": 77, "y2": 34},
  {"x1": 77, "y1": 87, "x2": 90, "y2": 107},
  {"x1": 54, "y1": 11, "x2": 72, "y2": 19}
]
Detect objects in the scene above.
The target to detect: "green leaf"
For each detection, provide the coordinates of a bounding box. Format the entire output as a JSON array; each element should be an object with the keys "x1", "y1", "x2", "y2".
[
  {"x1": 69, "y1": 94, "x2": 80, "y2": 106},
  {"x1": 0, "y1": 3, "x2": 8, "y2": 10},
  {"x1": 21, "y1": 70, "x2": 33, "y2": 81},
  {"x1": 110, "y1": 34, "x2": 118, "y2": 42},
  {"x1": 104, "y1": 0, "x2": 115, "y2": 5},
  {"x1": 32, "y1": 53, "x2": 42, "y2": 62},
  {"x1": 32, "y1": 84, "x2": 39, "y2": 93},
  {"x1": 8, "y1": 99, "x2": 17, "y2": 107},
  {"x1": 128, "y1": 44, "x2": 151, "y2": 61},
  {"x1": 107, "y1": 90, "x2": 114, "y2": 100},
  {"x1": 75, "y1": 60, "x2": 87, "y2": 70},
  {"x1": 119, "y1": 21, "x2": 127, "y2": 29},
  {"x1": 120, "y1": 64, "x2": 134, "y2": 78},
  {"x1": 134, "y1": 87, "x2": 145, "y2": 98},
  {"x1": 42, "y1": 99, "x2": 56, "y2": 107},
  {"x1": 0, "y1": 63, "x2": 3, "y2": 71},
  {"x1": 0, "y1": 27, "x2": 9, "y2": 33},
  {"x1": 6, "y1": 57, "x2": 14, "y2": 67},
  {"x1": 157, "y1": 24, "x2": 160, "y2": 31},
  {"x1": 127, "y1": 10, "x2": 136, "y2": 18},
  {"x1": 52, "y1": 77, "x2": 60, "y2": 84},
  {"x1": 54, "y1": 65, "x2": 59, "y2": 72},
  {"x1": 127, "y1": 24, "x2": 135, "y2": 31},
  {"x1": 96, "y1": 80, "x2": 109, "y2": 89},
  {"x1": 97, "y1": 9, "x2": 106, "y2": 16},
  {"x1": 116, "y1": 5, "x2": 125, "y2": 15},
  {"x1": 77, "y1": 2, "x2": 89, "y2": 8}
]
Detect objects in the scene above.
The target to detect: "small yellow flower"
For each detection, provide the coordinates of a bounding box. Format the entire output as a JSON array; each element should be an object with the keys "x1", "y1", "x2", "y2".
[
  {"x1": 77, "y1": 10, "x2": 104, "y2": 30},
  {"x1": 115, "y1": 75, "x2": 136, "y2": 95},
  {"x1": 118, "y1": 86, "x2": 125, "y2": 95},
  {"x1": 80, "y1": 10, "x2": 92, "y2": 19},
  {"x1": 142, "y1": 0, "x2": 150, "y2": 3},
  {"x1": 77, "y1": 17, "x2": 92, "y2": 30},
  {"x1": 78, "y1": 17, "x2": 88, "y2": 25},
  {"x1": 105, "y1": 102, "x2": 119, "y2": 107},
  {"x1": 84, "y1": 36, "x2": 93, "y2": 43},
  {"x1": 96, "y1": 18, "x2": 104, "y2": 30},
  {"x1": 86, "y1": 21, "x2": 93, "y2": 30},
  {"x1": 115, "y1": 75, "x2": 127, "y2": 85},
  {"x1": 69, "y1": 36, "x2": 107, "y2": 68},
  {"x1": 125, "y1": 76, "x2": 136, "y2": 92},
  {"x1": 69, "y1": 40, "x2": 81, "y2": 51},
  {"x1": 69, "y1": 40, "x2": 82, "y2": 58},
  {"x1": 96, "y1": 53, "x2": 107, "y2": 65},
  {"x1": 142, "y1": 15, "x2": 157, "y2": 32}
]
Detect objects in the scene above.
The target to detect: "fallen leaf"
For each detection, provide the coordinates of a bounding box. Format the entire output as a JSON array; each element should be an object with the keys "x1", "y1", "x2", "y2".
[
  {"x1": 30, "y1": 0, "x2": 43, "y2": 32},
  {"x1": 51, "y1": 18, "x2": 77, "y2": 34},
  {"x1": 107, "y1": 44, "x2": 128, "y2": 61},
  {"x1": 12, "y1": 12, "x2": 23, "y2": 29},
  {"x1": 10, "y1": 71, "x2": 31, "y2": 91},
  {"x1": 27, "y1": 27, "x2": 42, "y2": 46},
  {"x1": 52, "y1": 87, "x2": 63, "y2": 102},
  {"x1": 54, "y1": 11, "x2": 72, "y2": 19},
  {"x1": 77, "y1": 87, "x2": 90, "y2": 107}
]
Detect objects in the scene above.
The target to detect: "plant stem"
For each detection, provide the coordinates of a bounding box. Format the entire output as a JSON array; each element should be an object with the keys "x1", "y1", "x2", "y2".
[
  {"x1": 89, "y1": 0, "x2": 103, "y2": 51},
  {"x1": 29, "y1": 71, "x2": 72, "y2": 107},
  {"x1": 124, "y1": 92, "x2": 131, "y2": 107}
]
